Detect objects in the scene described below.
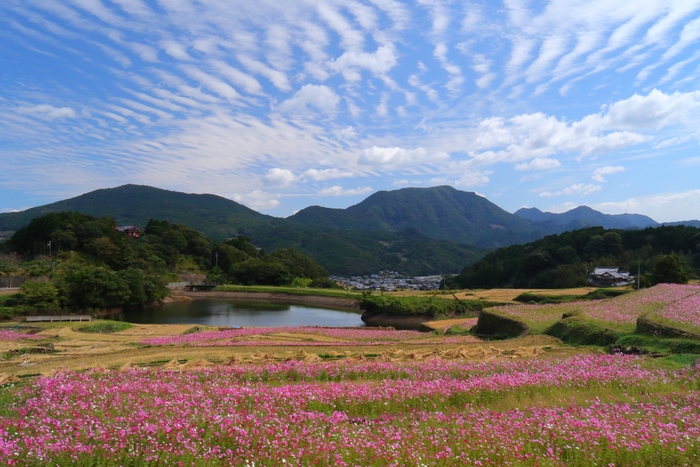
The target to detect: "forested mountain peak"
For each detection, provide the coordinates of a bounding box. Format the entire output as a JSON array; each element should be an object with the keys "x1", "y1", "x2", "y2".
[
  {"x1": 0, "y1": 185, "x2": 274, "y2": 240},
  {"x1": 290, "y1": 185, "x2": 539, "y2": 248}
]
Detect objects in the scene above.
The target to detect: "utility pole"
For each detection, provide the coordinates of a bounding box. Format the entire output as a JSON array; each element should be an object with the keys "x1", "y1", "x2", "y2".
[
  {"x1": 637, "y1": 257, "x2": 641, "y2": 290},
  {"x1": 48, "y1": 240, "x2": 53, "y2": 279}
]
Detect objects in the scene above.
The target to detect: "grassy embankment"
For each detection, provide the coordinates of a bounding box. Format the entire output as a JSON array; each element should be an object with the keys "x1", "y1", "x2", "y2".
[
  {"x1": 476, "y1": 284, "x2": 700, "y2": 356},
  {"x1": 213, "y1": 284, "x2": 504, "y2": 325},
  {"x1": 212, "y1": 284, "x2": 361, "y2": 299}
]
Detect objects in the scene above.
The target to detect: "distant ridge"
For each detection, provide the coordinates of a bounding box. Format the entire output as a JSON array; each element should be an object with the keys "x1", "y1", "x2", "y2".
[
  {"x1": 0, "y1": 185, "x2": 484, "y2": 275},
  {"x1": 2, "y1": 184, "x2": 699, "y2": 275},
  {"x1": 515, "y1": 206, "x2": 658, "y2": 233}
]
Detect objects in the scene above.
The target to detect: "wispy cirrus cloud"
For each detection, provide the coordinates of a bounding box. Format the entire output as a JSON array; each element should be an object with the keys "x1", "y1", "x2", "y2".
[
  {"x1": 317, "y1": 185, "x2": 372, "y2": 196},
  {"x1": 2, "y1": 0, "x2": 700, "y2": 220}
]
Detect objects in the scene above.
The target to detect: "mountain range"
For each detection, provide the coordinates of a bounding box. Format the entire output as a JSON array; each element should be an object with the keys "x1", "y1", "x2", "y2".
[{"x1": 1, "y1": 184, "x2": 697, "y2": 275}]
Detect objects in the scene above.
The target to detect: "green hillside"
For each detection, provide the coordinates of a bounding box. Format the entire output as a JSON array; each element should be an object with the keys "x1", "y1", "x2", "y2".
[
  {"x1": 251, "y1": 224, "x2": 486, "y2": 276},
  {"x1": 0, "y1": 185, "x2": 485, "y2": 275},
  {"x1": 290, "y1": 185, "x2": 541, "y2": 248},
  {"x1": 453, "y1": 225, "x2": 700, "y2": 289},
  {"x1": 0, "y1": 184, "x2": 276, "y2": 240}
]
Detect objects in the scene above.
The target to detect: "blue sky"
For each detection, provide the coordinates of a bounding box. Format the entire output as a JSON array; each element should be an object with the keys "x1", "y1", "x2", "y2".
[{"x1": 1, "y1": 0, "x2": 700, "y2": 222}]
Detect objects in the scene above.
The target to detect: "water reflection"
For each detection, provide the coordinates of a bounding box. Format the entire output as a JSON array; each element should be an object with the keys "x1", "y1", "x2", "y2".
[{"x1": 120, "y1": 299, "x2": 364, "y2": 327}]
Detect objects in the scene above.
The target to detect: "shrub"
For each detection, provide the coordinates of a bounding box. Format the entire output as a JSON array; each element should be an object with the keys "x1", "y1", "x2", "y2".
[
  {"x1": 545, "y1": 318, "x2": 620, "y2": 346},
  {"x1": 75, "y1": 321, "x2": 132, "y2": 334}
]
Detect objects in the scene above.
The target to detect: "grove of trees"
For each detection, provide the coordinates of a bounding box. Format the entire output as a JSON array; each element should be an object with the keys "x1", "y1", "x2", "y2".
[
  {"x1": 1, "y1": 212, "x2": 330, "y2": 315},
  {"x1": 452, "y1": 226, "x2": 700, "y2": 289}
]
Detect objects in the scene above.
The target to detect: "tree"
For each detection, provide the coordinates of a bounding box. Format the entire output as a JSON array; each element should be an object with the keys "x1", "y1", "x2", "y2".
[
  {"x1": 57, "y1": 267, "x2": 132, "y2": 309},
  {"x1": 650, "y1": 253, "x2": 689, "y2": 285},
  {"x1": 14, "y1": 281, "x2": 60, "y2": 311}
]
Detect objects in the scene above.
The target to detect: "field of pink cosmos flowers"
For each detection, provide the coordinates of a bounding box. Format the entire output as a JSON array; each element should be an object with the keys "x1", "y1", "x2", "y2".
[
  {"x1": 0, "y1": 329, "x2": 42, "y2": 342},
  {"x1": 495, "y1": 284, "x2": 700, "y2": 332},
  {"x1": 1, "y1": 354, "x2": 699, "y2": 466}
]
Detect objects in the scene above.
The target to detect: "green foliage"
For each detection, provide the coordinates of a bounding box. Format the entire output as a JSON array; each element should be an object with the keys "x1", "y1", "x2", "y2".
[
  {"x1": 360, "y1": 294, "x2": 497, "y2": 318},
  {"x1": 650, "y1": 253, "x2": 690, "y2": 285},
  {"x1": 290, "y1": 185, "x2": 539, "y2": 248},
  {"x1": 611, "y1": 335, "x2": 700, "y2": 355},
  {"x1": 213, "y1": 284, "x2": 359, "y2": 298},
  {"x1": 444, "y1": 324, "x2": 472, "y2": 335},
  {"x1": 290, "y1": 277, "x2": 313, "y2": 288},
  {"x1": 0, "y1": 307, "x2": 16, "y2": 319},
  {"x1": 455, "y1": 225, "x2": 700, "y2": 289},
  {"x1": 75, "y1": 321, "x2": 132, "y2": 333},
  {"x1": 513, "y1": 288, "x2": 629, "y2": 304},
  {"x1": 227, "y1": 259, "x2": 293, "y2": 286},
  {"x1": 545, "y1": 318, "x2": 620, "y2": 346},
  {"x1": 13, "y1": 281, "x2": 60, "y2": 312},
  {"x1": 471, "y1": 309, "x2": 531, "y2": 339},
  {"x1": 0, "y1": 185, "x2": 490, "y2": 275},
  {"x1": 254, "y1": 225, "x2": 486, "y2": 276},
  {"x1": 57, "y1": 267, "x2": 132, "y2": 309},
  {"x1": 267, "y1": 248, "x2": 328, "y2": 279},
  {"x1": 308, "y1": 278, "x2": 342, "y2": 289}
]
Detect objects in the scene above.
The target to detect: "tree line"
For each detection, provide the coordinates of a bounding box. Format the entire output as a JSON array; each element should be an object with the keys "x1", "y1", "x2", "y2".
[
  {"x1": 0, "y1": 212, "x2": 332, "y2": 315},
  {"x1": 450, "y1": 225, "x2": 700, "y2": 289}
]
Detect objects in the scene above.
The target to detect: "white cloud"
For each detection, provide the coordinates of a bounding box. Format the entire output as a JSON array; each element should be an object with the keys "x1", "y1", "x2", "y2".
[
  {"x1": 592, "y1": 166, "x2": 625, "y2": 183},
  {"x1": 160, "y1": 40, "x2": 191, "y2": 60},
  {"x1": 278, "y1": 85, "x2": 340, "y2": 114},
  {"x1": 16, "y1": 104, "x2": 77, "y2": 120},
  {"x1": 358, "y1": 146, "x2": 448, "y2": 166},
  {"x1": 463, "y1": 89, "x2": 700, "y2": 168},
  {"x1": 237, "y1": 55, "x2": 291, "y2": 91},
  {"x1": 591, "y1": 189, "x2": 700, "y2": 222},
  {"x1": 601, "y1": 89, "x2": 700, "y2": 131},
  {"x1": 454, "y1": 171, "x2": 491, "y2": 188},
  {"x1": 301, "y1": 168, "x2": 355, "y2": 181},
  {"x1": 328, "y1": 46, "x2": 397, "y2": 81},
  {"x1": 317, "y1": 186, "x2": 372, "y2": 196},
  {"x1": 180, "y1": 66, "x2": 240, "y2": 100},
  {"x1": 339, "y1": 126, "x2": 357, "y2": 139},
  {"x1": 210, "y1": 60, "x2": 264, "y2": 95},
  {"x1": 263, "y1": 168, "x2": 296, "y2": 186},
  {"x1": 128, "y1": 42, "x2": 158, "y2": 62},
  {"x1": 232, "y1": 190, "x2": 280, "y2": 211},
  {"x1": 654, "y1": 134, "x2": 698, "y2": 149},
  {"x1": 514, "y1": 158, "x2": 561, "y2": 171},
  {"x1": 540, "y1": 184, "x2": 602, "y2": 198}
]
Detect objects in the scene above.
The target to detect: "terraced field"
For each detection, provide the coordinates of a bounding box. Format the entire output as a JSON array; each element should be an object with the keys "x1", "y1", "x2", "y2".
[{"x1": 1, "y1": 285, "x2": 700, "y2": 466}]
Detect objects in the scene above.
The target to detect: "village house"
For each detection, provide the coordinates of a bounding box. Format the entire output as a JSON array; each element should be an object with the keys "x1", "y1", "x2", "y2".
[
  {"x1": 114, "y1": 225, "x2": 141, "y2": 238},
  {"x1": 588, "y1": 267, "x2": 634, "y2": 287}
]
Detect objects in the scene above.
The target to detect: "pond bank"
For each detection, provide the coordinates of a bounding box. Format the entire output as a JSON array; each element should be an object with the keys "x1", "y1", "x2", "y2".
[{"x1": 179, "y1": 290, "x2": 362, "y2": 313}]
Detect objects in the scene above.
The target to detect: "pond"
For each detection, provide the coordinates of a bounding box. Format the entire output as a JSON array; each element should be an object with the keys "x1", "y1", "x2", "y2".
[{"x1": 120, "y1": 298, "x2": 365, "y2": 327}]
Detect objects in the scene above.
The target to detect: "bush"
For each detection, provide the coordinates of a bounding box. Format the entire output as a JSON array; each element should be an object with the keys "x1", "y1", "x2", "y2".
[
  {"x1": 14, "y1": 282, "x2": 60, "y2": 312},
  {"x1": 75, "y1": 321, "x2": 132, "y2": 334},
  {"x1": 669, "y1": 340, "x2": 700, "y2": 354},
  {"x1": 0, "y1": 307, "x2": 15, "y2": 320},
  {"x1": 360, "y1": 295, "x2": 496, "y2": 318},
  {"x1": 472, "y1": 309, "x2": 530, "y2": 339},
  {"x1": 545, "y1": 318, "x2": 620, "y2": 346}
]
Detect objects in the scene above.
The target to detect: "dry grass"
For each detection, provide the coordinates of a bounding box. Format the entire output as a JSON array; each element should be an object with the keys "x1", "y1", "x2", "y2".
[
  {"x1": 420, "y1": 318, "x2": 478, "y2": 332},
  {"x1": 386, "y1": 287, "x2": 600, "y2": 303},
  {"x1": 0, "y1": 320, "x2": 570, "y2": 377}
]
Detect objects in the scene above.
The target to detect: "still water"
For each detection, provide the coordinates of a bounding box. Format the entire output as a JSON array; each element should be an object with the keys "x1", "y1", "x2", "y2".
[{"x1": 120, "y1": 299, "x2": 364, "y2": 327}]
